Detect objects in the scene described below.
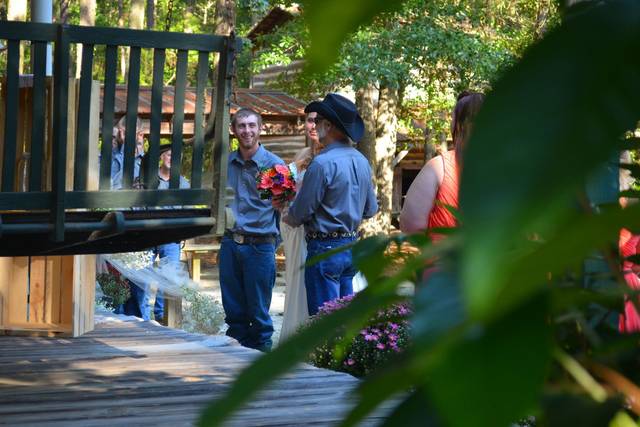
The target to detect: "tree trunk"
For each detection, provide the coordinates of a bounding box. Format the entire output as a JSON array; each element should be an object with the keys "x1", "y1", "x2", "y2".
[
  {"x1": 118, "y1": 0, "x2": 126, "y2": 80},
  {"x1": 76, "y1": 0, "x2": 96, "y2": 78},
  {"x1": 146, "y1": 0, "x2": 155, "y2": 30},
  {"x1": 130, "y1": 0, "x2": 145, "y2": 29},
  {"x1": 355, "y1": 84, "x2": 378, "y2": 169},
  {"x1": 202, "y1": 0, "x2": 236, "y2": 142},
  {"x1": 59, "y1": 0, "x2": 70, "y2": 23},
  {"x1": 7, "y1": 0, "x2": 27, "y2": 73},
  {"x1": 368, "y1": 85, "x2": 398, "y2": 235}
]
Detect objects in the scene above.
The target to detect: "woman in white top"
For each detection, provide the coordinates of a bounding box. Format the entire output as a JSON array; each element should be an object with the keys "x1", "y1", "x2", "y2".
[{"x1": 280, "y1": 112, "x2": 322, "y2": 341}]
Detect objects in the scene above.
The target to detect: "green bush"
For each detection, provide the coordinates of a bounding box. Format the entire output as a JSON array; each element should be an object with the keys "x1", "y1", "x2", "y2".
[
  {"x1": 96, "y1": 272, "x2": 131, "y2": 310},
  {"x1": 308, "y1": 295, "x2": 412, "y2": 377},
  {"x1": 181, "y1": 287, "x2": 225, "y2": 335}
]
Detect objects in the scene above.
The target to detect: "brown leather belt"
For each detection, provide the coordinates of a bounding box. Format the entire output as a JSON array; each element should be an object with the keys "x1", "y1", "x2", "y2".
[{"x1": 224, "y1": 231, "x2": 276, "y2": 245}]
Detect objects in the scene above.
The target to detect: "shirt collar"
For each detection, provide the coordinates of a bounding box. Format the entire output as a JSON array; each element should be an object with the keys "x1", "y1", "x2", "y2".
[
  {"x1": 321, "y1": 142, "x2": 348, "y2": 154},
  {"x1": 231, "y1": 144, "x2": 268, "y2": 166}
]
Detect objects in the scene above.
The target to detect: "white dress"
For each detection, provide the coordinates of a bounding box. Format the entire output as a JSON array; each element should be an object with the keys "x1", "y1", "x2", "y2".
[{"x1": 280, "y1": 167, "x2": 309, "y2": 341}]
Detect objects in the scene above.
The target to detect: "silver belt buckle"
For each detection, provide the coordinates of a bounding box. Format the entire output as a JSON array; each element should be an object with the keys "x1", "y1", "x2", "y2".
[{"x1": 233, "y1": 233, "x2": 245, "y2": 244}]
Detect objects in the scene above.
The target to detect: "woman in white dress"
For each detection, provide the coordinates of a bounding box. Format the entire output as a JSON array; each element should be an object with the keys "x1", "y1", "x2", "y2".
[{"x1": 280, "y1": 112, "x2": 321, "y2": 341}]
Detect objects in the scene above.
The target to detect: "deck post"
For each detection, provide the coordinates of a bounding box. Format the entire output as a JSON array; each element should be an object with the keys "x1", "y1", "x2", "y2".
[{"x1": 211, "y1": 34, "x2": 239, "y2": 235}]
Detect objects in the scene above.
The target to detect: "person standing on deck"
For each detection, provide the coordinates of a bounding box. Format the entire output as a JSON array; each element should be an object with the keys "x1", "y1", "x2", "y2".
[
  {"x1": 219, "y1": 108, "x2": 284, "y2": 351},
  {"x1": 283, "y1": 93, "x2": 378, "y2": 316}
]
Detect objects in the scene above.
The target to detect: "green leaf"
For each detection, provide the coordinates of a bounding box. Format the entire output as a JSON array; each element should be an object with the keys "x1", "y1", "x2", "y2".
[
  {"x1": 302, "y1": 0, "x2": 406, "y2": 72},
  {"x1": 459, "y1": 0, "x2": 640, "y2": 319},
  {"x1": 608, "y1": 411, "x2": 639, "y2": 427},
  {"x1": 539, "y1": 393, "x2": 622, "y2": 427},
  {"x1": 424, "y1": 293, "x2": 552, "y2": 427}
]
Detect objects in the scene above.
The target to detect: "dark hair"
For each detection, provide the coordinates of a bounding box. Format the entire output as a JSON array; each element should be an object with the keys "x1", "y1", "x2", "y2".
[
  {"x1": 231, "y1": 107, "x2": 262, "y2": 129},
  {"x1": 452, "y1": 91, "x2": 484, "y2": 170}
]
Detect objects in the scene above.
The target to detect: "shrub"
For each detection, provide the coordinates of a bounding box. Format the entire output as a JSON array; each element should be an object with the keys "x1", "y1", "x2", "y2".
[
  {"x1": 181, "y1": 286, "x2": 226, "y2": 335},
  {"x1": 96, "y1": 272, "x2": 131, "y2": 310},
  {"x1": 307, "y1": 295, "x2": 412, "y2": 377}
]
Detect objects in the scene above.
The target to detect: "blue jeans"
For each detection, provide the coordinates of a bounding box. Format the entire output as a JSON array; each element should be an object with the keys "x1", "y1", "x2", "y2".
[
  {"x1": 152, "y1": 242, "x2": 181, "y2": 322},
  {"x1": 219, "y1": 236, "x2": 276, "y2": 351},
  {"x1": 305, "y1": 237, "x2": 356, "y2": 316},
  {"x1": 114, "y1": 242, "x2": 181, "y2": 322}
]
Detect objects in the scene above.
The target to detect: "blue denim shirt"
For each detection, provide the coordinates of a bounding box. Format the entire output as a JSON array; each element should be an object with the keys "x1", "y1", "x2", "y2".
[
  {"x1": 228, "y1": 144, "x2": 284, "y2": 236},
  {"x1": 288, "y1": 142, "x2": 378, "y2": 234},
  {"x1": 110, "y1": 143, "x2": 142, "y2": 190}
]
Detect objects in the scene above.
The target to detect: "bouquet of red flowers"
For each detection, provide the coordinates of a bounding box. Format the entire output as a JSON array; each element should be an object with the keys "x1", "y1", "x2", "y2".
[{"x1": 256, "y1": 163, "x2": 297, "y2": 201}]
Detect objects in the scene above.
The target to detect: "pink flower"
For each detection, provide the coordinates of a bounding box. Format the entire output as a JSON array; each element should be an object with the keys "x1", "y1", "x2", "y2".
[
  {"x1": 376, "y1": 343, "x2": 385, "y2": 350},
  {"x1": 364, "y1": 334, "x2": 377, "y2": 342},
  {"x1": 274, "y1": 164, "x2": 290, "y2": 176},
  {"x1": 346, "y1": 359, "x2": 355, "y2": 366}
]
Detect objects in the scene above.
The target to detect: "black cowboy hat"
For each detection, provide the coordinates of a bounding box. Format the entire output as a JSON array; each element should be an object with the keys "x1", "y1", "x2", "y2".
[
  {"x1": 159, "y1": 140, "x2": 172, "y2": 154},
  {"x1": 304, "y1": 93, "x2": 364, "y2": 143}
]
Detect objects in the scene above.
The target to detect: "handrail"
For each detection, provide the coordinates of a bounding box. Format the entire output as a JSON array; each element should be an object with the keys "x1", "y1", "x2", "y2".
[{"x1": 0, "y1": 21, "x2": 237, "y2": 252}]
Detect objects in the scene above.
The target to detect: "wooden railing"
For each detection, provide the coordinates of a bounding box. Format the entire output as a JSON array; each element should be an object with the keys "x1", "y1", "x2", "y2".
[{"x1": 0, "y1": 22, "x2": 240, "y2": 255}]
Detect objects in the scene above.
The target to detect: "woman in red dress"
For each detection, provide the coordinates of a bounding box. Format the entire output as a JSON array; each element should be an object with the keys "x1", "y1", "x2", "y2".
[{"x1": 399, "y1": 91, "x2": 484, "y2": 238}]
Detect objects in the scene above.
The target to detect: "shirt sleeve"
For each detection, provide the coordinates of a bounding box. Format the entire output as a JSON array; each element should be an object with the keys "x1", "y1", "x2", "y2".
[
  {"x1": 287, "y1": 161, "x2": 326, "y2": 227},
  {"x1": 363, "y1": 178, "x2": 378, "y2": 219}
]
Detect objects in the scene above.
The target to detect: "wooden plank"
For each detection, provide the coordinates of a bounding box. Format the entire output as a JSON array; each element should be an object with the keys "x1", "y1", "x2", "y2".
[
  {"x1": 121, "y1": 46, "x2": 141, "y2": 189},
  {"x1": 59, "y1": 256, "x2": 74, "y2": 326},
  {"x1": 28, "y1": 256, "x2": 47, "y2": 324},
  {"x1": 212, "y1": 38, "x2": 235, "y2": 235},
  {"x1": 87, "y1": 81, "x2": 101, "y2": 191},
  {"x1": 30, "y1": 41, "x2": 48, "y2": 191},
  {"x1": 0, "y1": 21, "x2": 58, "y2": 41},
  {"x1": 72, "y1": 254, "x2": 95, "y2": 336},
  {"x1": 65, "y1": 25, "x2": 225, "y2": 52},
  {"x1": 2, "y1": 39, "x2": 20, "y2": 192},
  {"x1": 73, "y1": 43, "x2": 95, "y2": 191},
  {"x1": 0, "y1": 257, "x2": 13, "y2": 327},
  {"x1": 170, "y1": 49, "x2": 188, "y2": 189},
  {"x1": 99, "y1": 45, "x2": 118, "y2": 190},
  {"x1": 46, "y1": 256, "x2": 62, "y2": 324},
  {"x1": 164, "y1": 296, "x2": 183, "y2": 329},
  {"x1": 191, "y1": 51, "x2": 209, "y2": 189},
  {"x1": 144, "y1": 48, "x2": 165, "y2": 190},
  {"x1": 51, "y1": 26, "x2": 70, "y2": 242},
  {"x1": 7, "y1": 257, "x2": 29, "y2": 324},
  {"x1": 65, "y1": 78, "x2": 78, "y2": 191}
]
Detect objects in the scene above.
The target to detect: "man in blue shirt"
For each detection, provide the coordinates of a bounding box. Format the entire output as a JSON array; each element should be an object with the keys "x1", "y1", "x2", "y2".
[
  {"x1": 284, "y1": 93, "x2": 378, "y2": 315},
  {"x1": 220, "y1": 107, "x2": 284, "y2": 351},
  {"x1": 110, "y1": 116, "x2": 145, "y2": 190}
]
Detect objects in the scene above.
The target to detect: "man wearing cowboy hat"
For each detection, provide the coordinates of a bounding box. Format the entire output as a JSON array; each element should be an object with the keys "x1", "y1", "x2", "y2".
[{"x1": 284, "y1": 93, "x2": 378, "y2": 315}]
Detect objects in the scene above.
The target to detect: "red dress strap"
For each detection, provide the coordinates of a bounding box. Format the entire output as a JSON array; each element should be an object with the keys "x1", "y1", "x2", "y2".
[{"x1": 427, "y1": 150, "x2": 459, "y2": 242}]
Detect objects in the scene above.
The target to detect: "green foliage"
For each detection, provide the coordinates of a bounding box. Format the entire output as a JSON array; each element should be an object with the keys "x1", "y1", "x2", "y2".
[
  {"x1": 181, "y1": 286, "x2": 225, "y2": 336},
  {"x1": 199, "y1": 1, "x2": 640, "y2": 426},
  {"x1": 96, "y1": 272, "x2": 131, "y2": 310},
  {"x1": 252, "y1": 0, "x2": 559, "y2": 146},
  {"x1": 307, "y1": 295, "x2": 412, "y2": 377}
]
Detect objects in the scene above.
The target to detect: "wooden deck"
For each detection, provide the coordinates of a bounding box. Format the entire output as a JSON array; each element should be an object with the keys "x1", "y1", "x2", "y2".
[{"x1": 0, "y1": 319, "x2": 390, "y2": 426}]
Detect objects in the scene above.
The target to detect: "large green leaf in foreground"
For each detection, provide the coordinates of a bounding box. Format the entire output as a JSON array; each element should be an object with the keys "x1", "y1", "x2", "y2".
[
  {"x1": 200, "y1": 1, "x2": 640, "y2": 426},
  {"x1": 460, "y1": 0, "x2": 640, "y2": 319}
]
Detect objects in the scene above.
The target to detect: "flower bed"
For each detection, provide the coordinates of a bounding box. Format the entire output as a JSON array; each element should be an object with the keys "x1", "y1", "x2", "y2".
[{"x1": 307, "y1": 295, "x2": 412, "y2": 377}]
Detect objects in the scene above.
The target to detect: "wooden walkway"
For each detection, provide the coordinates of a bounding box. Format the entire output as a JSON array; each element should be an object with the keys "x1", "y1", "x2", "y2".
[{"x1": 0, "y1": 320, "x2": 391, "y2": 426}]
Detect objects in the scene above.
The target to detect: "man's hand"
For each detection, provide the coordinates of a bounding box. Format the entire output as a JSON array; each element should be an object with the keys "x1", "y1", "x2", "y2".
[{"x1": 272, "y1": 196, "x2": 287, "y2": 211}]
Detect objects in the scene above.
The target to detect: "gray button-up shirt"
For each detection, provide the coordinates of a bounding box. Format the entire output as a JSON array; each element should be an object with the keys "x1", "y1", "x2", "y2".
[
  {"x1": 228, "y1": 144, "x2": 284, "y2": 236},
  {"x1": 110, "y1": 143, "x2": 142, "y2": 190},
  {"x1": 287, "y1": 142, "x2": 378, "y2": 234}
]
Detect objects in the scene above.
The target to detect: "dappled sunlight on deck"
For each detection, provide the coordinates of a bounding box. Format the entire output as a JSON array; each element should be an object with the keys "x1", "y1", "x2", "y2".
[{"x1": 0, "y1": 320, "x2": 392, "y2": 426}]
